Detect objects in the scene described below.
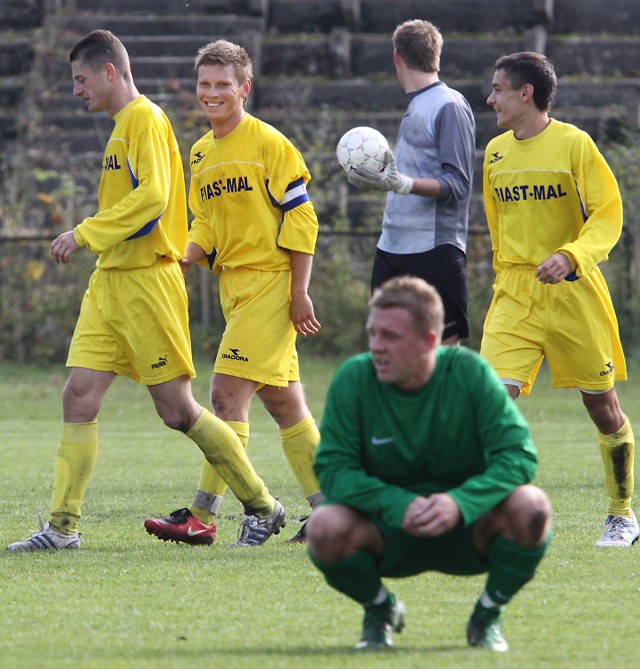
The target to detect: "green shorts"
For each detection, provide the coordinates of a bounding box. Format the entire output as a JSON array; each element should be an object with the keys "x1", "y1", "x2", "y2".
[{"x1": 373, "y1": 516, "x2": 487, "y2": 578}]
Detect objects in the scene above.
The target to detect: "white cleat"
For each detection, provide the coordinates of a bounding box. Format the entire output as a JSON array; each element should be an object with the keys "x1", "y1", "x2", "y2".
[{"x1": 595, "y1": 512, "x2": 639, "y2": 547}]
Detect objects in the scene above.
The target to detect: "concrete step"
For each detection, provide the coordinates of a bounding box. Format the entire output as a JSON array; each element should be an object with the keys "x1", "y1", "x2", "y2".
[
  {"x1": 267, "y1": 0, "x2": 545, "y2": 34},
  {"x1": 260, "y1": 34, "x2": 524, "y2": 78},
  {"x1": 0, "y1": 36, "x2": 35, "y2": 77},
  {"x1": 269, "y1": 0, "x2": 640, "y2": 37},
  {"x1": 54, "y1": 34, "x2": 255, "y2": 60},
  {"x1": 49, "y1": 13, "x2": 265, "y2": 39},
  {"x1": 546, "y1": 36, "x2": 640, "y2": 78},
  {"x1": 359, "y1": 0, "x2": 548, "y2": 34},
  {"x1": 550, "y1": 0, "x2": 640, "y2": 34},
  {"x1": 554, "y1": 78, "x2": 640, "y2": 126},
  {"x1": 0, "y1": 112, "x2": 19, "y2": 141},
  {"x1": 0, "y1": 77, "x2": 25, "y2": 109},
  {"x1": 2, "y1": 0, "x2": 45, "y2": 29},
  {"x1": 72, "y1": 0, "x2": 266, "y2": 14},
  {"x1": 264, "y1": 33, "x2": 640, "y2": 79}
]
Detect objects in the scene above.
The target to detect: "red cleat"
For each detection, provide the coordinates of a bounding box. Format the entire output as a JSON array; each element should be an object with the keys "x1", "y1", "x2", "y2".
[
  {"x1": 285, "y1": 517, "x2": 308, "y2": 544},
  {"x1": 144, "y1": 508, "x2": 216, "y2": 545}
]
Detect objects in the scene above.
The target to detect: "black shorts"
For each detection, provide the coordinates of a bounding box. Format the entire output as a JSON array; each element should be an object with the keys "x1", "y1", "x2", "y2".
[{"x1": 371, "y1": 244, "x2": 469, "y2": 340}]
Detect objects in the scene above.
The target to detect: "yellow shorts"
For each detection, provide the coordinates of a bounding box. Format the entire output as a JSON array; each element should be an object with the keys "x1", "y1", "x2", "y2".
[
  {"x1": 480, "y1": 267, "x2": 626, "y2": 395},
  {"x1": 67, "y1": 259, "x2": 196, "y2": 385},
  {"x1": 214, "y1": 267, "x2": 298, "y2": 387}
]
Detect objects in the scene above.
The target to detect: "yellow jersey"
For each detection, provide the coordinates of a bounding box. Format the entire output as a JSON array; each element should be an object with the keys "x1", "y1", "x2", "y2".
[
  {"x1": 483, "y1": 118, "x2": 623, "y2": 279},
  {"x1": 73, "y1": 95, "x2": 188, "y2": 270},
  {"x1": 188, "y1": 113, "x2": 318, "y2": 272}
]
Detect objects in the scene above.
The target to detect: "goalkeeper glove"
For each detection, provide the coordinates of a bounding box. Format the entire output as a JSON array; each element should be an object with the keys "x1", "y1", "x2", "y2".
[{"x1": 347, "y1": 149, "x2": 413, "y2": 194}]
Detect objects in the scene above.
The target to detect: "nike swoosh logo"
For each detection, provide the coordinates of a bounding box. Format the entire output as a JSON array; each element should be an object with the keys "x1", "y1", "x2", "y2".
[
  {"x1": 187, "y1": 527, "x2": 208, "y2": 536},
  {"x1": 371, "y1": 437, "x2": 394, "y2": 445}
]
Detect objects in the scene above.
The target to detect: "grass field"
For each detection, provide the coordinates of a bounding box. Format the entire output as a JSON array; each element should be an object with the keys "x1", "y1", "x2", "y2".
[{"x1": 1, "y1": 355, "x2": 639, "y2": 669}]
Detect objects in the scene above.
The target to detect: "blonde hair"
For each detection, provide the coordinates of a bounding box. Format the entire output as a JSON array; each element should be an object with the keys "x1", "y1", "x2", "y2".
[
  {"x1": 195, "y1": 39, "x2": 253, "y2": 84},
  {"x1": 392, "y1": 19, "x2": 443, "y2": 73},
  {"x1": 370, "y1": 276, "x2": 444, "y2": 337}
]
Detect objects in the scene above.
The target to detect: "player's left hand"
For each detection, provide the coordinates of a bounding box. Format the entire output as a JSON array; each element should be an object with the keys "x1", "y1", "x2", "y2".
[
  {"x1": 401, "y1": 493, "x2": 461, "y2": 538},
  {"x1": 536, "y1": 253, "x2": 573, "y2": 284},
  {"x1": 290, "y1": 292, "x2": 321, "y2": 336},
  {"x1": 51, "y1": 230, "x2": 80, "y2": 264},
  {"x1": 347, "y1": 149, "x2": 413, "y2": 194}
]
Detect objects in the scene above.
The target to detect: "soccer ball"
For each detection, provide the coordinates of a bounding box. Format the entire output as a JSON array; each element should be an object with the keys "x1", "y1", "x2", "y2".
[{"x1": 336, "y1": 126, "x2": 389, "y2": 175}]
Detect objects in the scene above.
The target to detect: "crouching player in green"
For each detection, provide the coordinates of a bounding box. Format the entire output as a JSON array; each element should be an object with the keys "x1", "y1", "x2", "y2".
[{"x1": 306, "y1": 277, "x2": 552, "y2": 651}]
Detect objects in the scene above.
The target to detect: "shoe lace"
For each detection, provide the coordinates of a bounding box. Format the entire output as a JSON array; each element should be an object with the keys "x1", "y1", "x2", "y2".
[
  {"x1": 26, "y1": 510, "x2": 46, "y2": 537},
  {"x1": 236, "y1": 513, "x2": 263, "y2": 543},
  {"x1": 604, "y1": 515, "x2": 632, "y2": 539},
  {"x1": 20, "y1": 511, "x2": 48, "y2": 541}
]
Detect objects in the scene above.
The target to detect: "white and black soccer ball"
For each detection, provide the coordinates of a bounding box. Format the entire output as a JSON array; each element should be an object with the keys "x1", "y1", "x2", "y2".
[{"x1": 336, "y1": 126, "x2": 390, "y2": 174}]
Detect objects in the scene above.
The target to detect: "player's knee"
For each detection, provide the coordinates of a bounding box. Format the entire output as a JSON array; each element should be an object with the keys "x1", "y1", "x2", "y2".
[
  {"x1": 155, "y1": 403, "x2": 194, "y2": 433},
  {"x1": 259, "y1": 392, "x2": 307, "y2": 428},
  {"x1": 62, "y1": 379, "x2": 100, "y2": 421},
  {"x1": 503, "y1": 485, "x2": 552, "y2": 546},
  {"x1": 306, "y1": 505, "x2": 358, "y2": 561},
  {"x1": 581, "y1": 390, "x2": 625, "y2": 434}
]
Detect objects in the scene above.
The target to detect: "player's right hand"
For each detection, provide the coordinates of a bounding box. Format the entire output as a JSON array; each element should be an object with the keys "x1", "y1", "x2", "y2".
[
  {"x1": 401, "y1": 493, "x2": 461, "y2": 537},
  {"x1": 51, "y1": 230, "x2": 80, "y2": 264},
  {"x1": 178, "y1": 257, "x2": 193, "y2": 278}
]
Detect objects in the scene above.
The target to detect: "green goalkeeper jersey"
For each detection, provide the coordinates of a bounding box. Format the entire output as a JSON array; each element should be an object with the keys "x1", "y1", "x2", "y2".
[{"x1": 315, "y1": 346, "x2": 538, "y2": 530}]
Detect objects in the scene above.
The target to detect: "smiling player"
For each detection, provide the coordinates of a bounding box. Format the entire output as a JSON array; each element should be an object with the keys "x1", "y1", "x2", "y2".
[
  {"x1": 144, "y1": 40, "x2": 323, "y2": 546},
  {"x1": 7, "y1": 31, "x2": 280, "y2": 552},
  {"x1": 481, "y1": 51, "x2": 637, "y2": 547}
]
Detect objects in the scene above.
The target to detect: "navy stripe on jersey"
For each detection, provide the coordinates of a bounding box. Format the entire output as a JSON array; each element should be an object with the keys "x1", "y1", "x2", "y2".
[
  {"x1": 127, "y1": 216, "x2": 161, "y2": 240},
  {"x1": 125, "y1": 158, "x2": 160, "y2": 240}
]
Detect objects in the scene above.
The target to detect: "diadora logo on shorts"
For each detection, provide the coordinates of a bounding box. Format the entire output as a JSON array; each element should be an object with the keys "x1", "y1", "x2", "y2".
[
  {"x1": 191, "y1": 151, "x2": 205, "y2": 165},
  {"x1": 151, "y1": 355, "x2": 168, "y2": 370},
  {"x1": 222, "y1": 347, "x2": 249, "y2": 362},
  {"x1": 599, "y1": 361, "x2": 614, "y2": 377},
  {"x1": 488, "y1": 151, "x2": 504, "y2": 164}
]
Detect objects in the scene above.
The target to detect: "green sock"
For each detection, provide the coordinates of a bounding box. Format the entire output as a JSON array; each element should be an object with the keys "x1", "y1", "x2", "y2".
[
  {"x1": 308, "y1": 550, "x2": 382, "y2": 604},
  {"x1": 484, "y1": 532, "x2": 552, "y2": 606}
]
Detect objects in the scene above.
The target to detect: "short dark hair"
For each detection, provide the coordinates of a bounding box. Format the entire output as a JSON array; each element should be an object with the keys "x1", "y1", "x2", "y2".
[
  {"x1": 494, "y1": 51, "x2": 557, "y2": 111},
  {"x1": 369, "y1": 276, "x2": 444, "y2": 337},
  {"x1": 392, "y1": 19, "x2": 443, "y2": 73},
  {"x1": 195, "y1": 39, "x2": 253, "y2": 83},
  {"x1": 69, "y1": 30, "x2": 131, "y2": 80}
]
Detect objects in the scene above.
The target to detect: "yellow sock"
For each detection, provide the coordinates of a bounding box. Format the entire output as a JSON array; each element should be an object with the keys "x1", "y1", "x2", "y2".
[
  {"x1": 281, "y1": 416, "x2": 321, "y2": 497},
  {"x1": 191, "y1": 421, "x2": 250, "y2": 524},
  {"x1": 598, "y1": 418, "x2": 635, "y2": 517},
  {"x1": 50, "y1": 421, "x2": 98, "y2": 534},
  {"x1": 187, "y1": 410, "x2": 273, "y2": 515}
]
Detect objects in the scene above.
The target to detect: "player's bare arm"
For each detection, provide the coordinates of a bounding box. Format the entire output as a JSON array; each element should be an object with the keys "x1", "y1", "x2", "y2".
[
  {"x1": 401, "y1": 493, "x2": 462, "y2": 537},
  {"x1": 51, "y1": 230, "x2": 81, "y2": 264},
  {"x1": 290, "y1": 251, "x2": 321, "y2": 336},
  {"x1": 535, "y1": 252, "x2": 573, "y2": 284},
  {"x1": 179, "y1": 242, "x2": 206, "y2": 278}
]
